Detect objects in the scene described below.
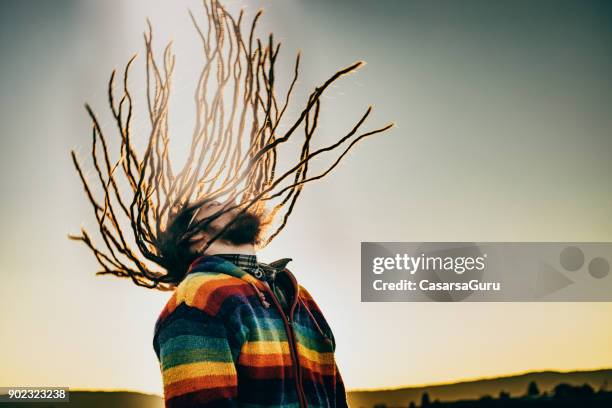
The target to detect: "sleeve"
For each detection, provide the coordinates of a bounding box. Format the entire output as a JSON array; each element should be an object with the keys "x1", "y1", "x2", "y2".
[{"x1": 154, "y1": 304, "x2": 239, "y2": 407}]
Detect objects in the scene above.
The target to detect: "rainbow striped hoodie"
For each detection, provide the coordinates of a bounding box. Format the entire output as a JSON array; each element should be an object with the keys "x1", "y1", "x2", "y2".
[{"x1": 153, "y1": 255, "x2": 348, "y2": 407}]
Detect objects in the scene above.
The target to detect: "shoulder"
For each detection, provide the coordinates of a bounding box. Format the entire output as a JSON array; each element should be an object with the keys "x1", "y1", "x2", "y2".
[
  {"x1": 296, "y1": 283, "x2": 337, "y2": 349},
  {"x1": 297, "y1": 283, "x2": 330, "y2": 324},
  {"x1": 157, "y1": 271, "x2": 252, "y2": 324},
  {"x1": 298, "y1": 284, "x2": 320, "y2": 308},
  {"x1": 298, "y1": 283, "x2": 313, "y2": 299}
]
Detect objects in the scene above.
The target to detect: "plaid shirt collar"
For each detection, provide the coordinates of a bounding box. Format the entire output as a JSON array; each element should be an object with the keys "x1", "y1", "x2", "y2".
[{"x1": 214, "y1": 253, "x2": 276, "y2": 282}]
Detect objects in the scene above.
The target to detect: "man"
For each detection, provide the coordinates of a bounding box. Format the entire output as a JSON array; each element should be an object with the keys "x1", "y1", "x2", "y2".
[
  {"x1": 71, "y1": 1, "x2": 390, "y2": 407},
  {"x1": 152, "y1": 198, "x2": 348, "y2": 407}
]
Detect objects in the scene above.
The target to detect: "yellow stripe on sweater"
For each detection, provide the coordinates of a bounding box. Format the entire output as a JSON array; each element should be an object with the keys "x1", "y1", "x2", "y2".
[
  {"x1": 174, "y1": 273, "x2": 230, "y2": 308},
  {"x1": 297, "y1": 342, "x2": 334, "y2": 364},
  {"x1": 163, "y1": 361, "x2": 236, "y2": 386},
  {"x1": 241, "y1": 341, "x2": 290, "y2": 355}
]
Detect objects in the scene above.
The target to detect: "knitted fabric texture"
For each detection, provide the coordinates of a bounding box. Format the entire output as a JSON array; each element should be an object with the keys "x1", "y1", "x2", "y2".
[{"x1": 152, "y1": 255, "x2": 348, "y2": 407}]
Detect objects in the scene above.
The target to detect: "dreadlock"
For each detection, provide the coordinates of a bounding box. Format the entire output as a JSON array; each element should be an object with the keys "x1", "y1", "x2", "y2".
[{"x1": 70, "y1": 0, "x2": 393, "y2": 291}]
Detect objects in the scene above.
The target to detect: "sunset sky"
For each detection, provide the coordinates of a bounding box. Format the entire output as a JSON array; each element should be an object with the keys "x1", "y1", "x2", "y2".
[{"x1": 1, "y1": 0, "x2": 611, "y2": 395}]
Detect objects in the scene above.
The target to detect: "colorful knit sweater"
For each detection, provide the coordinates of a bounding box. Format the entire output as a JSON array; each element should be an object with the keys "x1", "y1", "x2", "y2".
[{"x1": 153, "y1": 255, "x2": 348, "y2": 407}]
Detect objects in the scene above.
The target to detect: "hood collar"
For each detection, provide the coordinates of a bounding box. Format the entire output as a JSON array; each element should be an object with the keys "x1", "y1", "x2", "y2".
[
  {"x1": 187, "y1": 255, "x2": 255, "y2": 280},
  {"x1": 186, "y1": 255, "x2": 293, "y2": 285}
]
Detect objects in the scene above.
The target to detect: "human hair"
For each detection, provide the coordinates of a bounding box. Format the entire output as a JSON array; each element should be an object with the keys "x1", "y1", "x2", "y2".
[
  {"x1": 156, "y1": 204, "x2": 200, "y2": 285},
  {"x1": 70, "y1": 0, "x2": 392, "y2": 290}
]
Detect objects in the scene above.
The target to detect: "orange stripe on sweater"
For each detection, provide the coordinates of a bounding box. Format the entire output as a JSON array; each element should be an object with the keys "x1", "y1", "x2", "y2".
[
  {"x1": 299, "y1": 355, "x2": 336, "y2": 376},
  {"x1": 238, "y1": 341, "x2": 291, "y2": 367},
  {"x1": 238, "y1": 352, "x2": 291, "y2": 367},
  {"x1": 189, "y1": 276, "x2": 248, "y2": 313}
]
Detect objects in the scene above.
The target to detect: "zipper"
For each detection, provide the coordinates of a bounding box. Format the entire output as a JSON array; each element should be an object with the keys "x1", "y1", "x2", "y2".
[{"x1": 259, "y1": 279, "x2": 308, "y2": 408}]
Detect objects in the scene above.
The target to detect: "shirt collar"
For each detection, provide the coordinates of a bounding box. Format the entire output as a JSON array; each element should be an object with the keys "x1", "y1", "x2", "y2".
[{"x1": 214, "y1": 253, "x2": 276, "y2": 282}]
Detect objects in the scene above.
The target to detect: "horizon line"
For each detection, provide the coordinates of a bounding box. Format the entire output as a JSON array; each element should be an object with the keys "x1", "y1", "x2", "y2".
[{"x1": 62, "y1": 365, "x2": 612, "y2": 396}]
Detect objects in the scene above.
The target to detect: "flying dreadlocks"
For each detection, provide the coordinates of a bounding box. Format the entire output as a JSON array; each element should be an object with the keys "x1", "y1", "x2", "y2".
[{"x1": 70, "y1": 0, "x2": 393, "y2": 291}]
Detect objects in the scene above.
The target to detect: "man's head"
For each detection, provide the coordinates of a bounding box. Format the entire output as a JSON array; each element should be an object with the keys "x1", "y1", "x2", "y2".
[
  {"x1": 160, "y1": 198, "x2": 265, "y2": 283},
  {"x1": 187, "y1": 198, "x2": 264, "y2": 249}
]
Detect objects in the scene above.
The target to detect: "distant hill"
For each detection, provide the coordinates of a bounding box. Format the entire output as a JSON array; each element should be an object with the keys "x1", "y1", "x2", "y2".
[
  {"x1": 348, "y1": 369, "x2": 612, "y2": 408},
  {"x1": 1, "y1": 369, "x2": 610, "y2": 407}
]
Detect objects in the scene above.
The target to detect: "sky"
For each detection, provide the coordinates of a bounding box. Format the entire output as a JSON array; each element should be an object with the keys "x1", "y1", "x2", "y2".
[{"x1": 1, "y1": 0, "x2": 611, "y2": 395}]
